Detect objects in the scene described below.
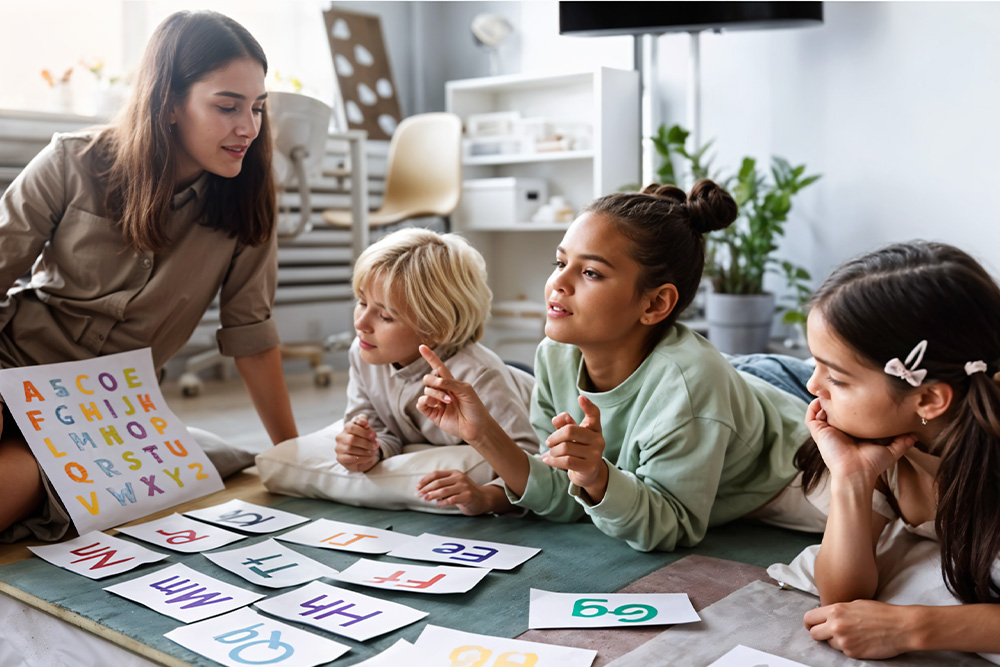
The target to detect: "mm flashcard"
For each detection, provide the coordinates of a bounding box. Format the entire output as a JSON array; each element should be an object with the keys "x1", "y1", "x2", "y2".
[
  {"x1": 116, "y1": 513, "x2": 246, "y2": 553},
  {"x1": 185, "y1": 499, "x2": 308, "y2": 534},
  {"x1": 203, "y1": 538, "x2": 339, "y2": 588},
  {"x1": 28, "y1": 531, "x2": 168, "y2": 579},
  {"x1": 275, "y1": 518, "x2": 413, "y2": 554},
  {"x1": 528, "y1": 589, "x2": 700, "y2": 629},
  {"x1": 388, "y1": 532, "x2": 540, "y2": 570}
]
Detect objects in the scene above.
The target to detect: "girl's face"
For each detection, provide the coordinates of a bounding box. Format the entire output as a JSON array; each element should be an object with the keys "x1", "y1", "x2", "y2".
[
  {"x1": 170, "y1": 57, "x2": 266, "y2": 185},
  {"x1": 544, "y1": 212, "x2": 651, "y2": 353},
  {"x1": 354, "y1": 278, "x2": 425, "y2": 368},
  {"x1": 805, "y1": 308, "x2": 922, "y2": 440}
]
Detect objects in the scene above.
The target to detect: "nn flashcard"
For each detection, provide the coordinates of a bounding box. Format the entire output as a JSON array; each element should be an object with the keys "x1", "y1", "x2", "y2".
[
  {"x1": 0, "y1": 349, "x2": 224, "y2": 534},
  {"x1": 28, "y1": 531, "x2": 168, "y2": 579},
  {"x1": 413, "y1": 625, "x2": 597, "y2": 667},
  {"x1": 387, "y1": 532, "x2": 540, "y2": 570},
  {"x1": 116, "y1": 513, "x2": 246, "y2": 553},
  {"x1": 528, "y1": 589, "x2": 700, "y2": 629},
  {"x1": 203, "y1": 538, "x2": 339, "y2": 588},
  {"x1": 332, "y1": 558, "x2": 490, "y2": 595},
  {"x1": 275, "y1": 518, "x2": 413, "y2": 554},
  {"x1": 185, "y1": 499, "x2": 308, "y2": 534}
]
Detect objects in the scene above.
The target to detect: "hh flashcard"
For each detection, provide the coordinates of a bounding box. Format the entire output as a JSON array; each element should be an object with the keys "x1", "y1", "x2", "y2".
[
  {"x1": 528, "y1": 589, "x2": 700, "y2": 629},
  {"x1": 185, "y1": 499, "x2": 308, "y2": 534},
  {"x1": 28, "y1": 531, "x2": 168, "y2": 579},
  {"x1": 413, "y1": 625, "x2": 597, "y2": 667},
  {"x1": 0, "y1": 349, "x2": 223, "y2": 534},
  {"x1": 254, "y1": 580, "x2": 428, "y2": 641},
  {"x1": 387, "y1": 532, "x2": 540, "y2": 570},
  {"x1": 165, "y1": 607, "x2": 349, "y2": 667},
  {"x1": 116, "y1": 513, "x2": 246, "y2": 553},
  {"x1": 104, "y1": 562, "x2": 265, "y2": 623},
  {"x1": 707, "y1": 645, "x2": 812, "y2": 667},
  {"x1": 203, "y1": 539, "x2": 339, "y2": 589},
  {"x1": 332, "y1": 558, "x2": 490, "y2": 595},
  {"x1": 275, "y1": 518, "x2": 413, "y2": 554}
]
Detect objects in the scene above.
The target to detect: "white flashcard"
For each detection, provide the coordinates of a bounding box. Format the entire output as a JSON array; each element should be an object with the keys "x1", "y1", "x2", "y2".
[
  {"x1": 28, "y1": 531, "x2": 168, "y2": 579},
  {"x1": 104, "y1": 562, "x2": 265, "y2": 623},
  {"x1": 707, "y1": 645, "x2": 812, "y2": 667},
  {"x1": 414, "y1": 625, "x2": 597, "y2": 667},
  {"x1": 165, "y1": 606, "x2": 349, "y2": 667},
  {"x1": 275, "y1": 518, "x2": 413, "y2": 554},
  {"x1": 348, "y1": 639, "x2": 416, "y2": 666},
  {"x1": 528, "y1": 589, "x2": 700, "y2": 629},
  {"x1": 202, "y1": 539, "x2": 339, "y2": 589},
  {"x1": 255, "y1": 580, "x2": 428, "y2": 641},
  {"x1": 332, "y1": 558, "x2": 489, "y2": 595},
  {"x1": 116, "y1": 513, "x2": 246, "y2": 553},
  {"x1": 387, "y1": 532, "x2": 540, "y2": 570},
  {"x1": 185, "y1": 499, "x2": 308, "y2": 534}
]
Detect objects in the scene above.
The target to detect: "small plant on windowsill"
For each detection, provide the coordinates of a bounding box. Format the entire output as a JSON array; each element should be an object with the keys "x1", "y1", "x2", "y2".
[{"x1": 653, "y1": 124, "x2": 820, "y2": 352}]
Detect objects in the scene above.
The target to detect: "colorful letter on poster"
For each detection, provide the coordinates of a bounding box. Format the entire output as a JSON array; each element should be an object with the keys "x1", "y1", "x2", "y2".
[
  {"x1": 165, "y1": 607, "x2": 349, "y2": 667},
  {"x1": 185, "y1": 499, "x2": 308, "y2": 534},
  {"x1": 116, "y1": 513, "x2": 246, "y2": 553},
  {"x1": 0, "y1": 349, "x2": 224, "y2": 534},
  {"x1": 388, "y1": 532, "x2": 540, "y2": 570},
  {"x1": 332, "y1": 558, "x2": 490, "y2": 595},
  {"x1": 275, "y1": 518, "x2": 413, "y2": 554},
  {"x1": 527, "y1": 589, "x2": 700, "y2": 629},
  {"x1": 707, "y1": 645, "x2": 811, "y2": 667},
  {"x1": 413, "y1": 625, "x2": 597, "y2": 667},
  {"x1": 28, "y1": 531, "x2": 168, "y2": 579},
  {"x1": 203, "y1": 538, "x2": 339, "y2": 588}
]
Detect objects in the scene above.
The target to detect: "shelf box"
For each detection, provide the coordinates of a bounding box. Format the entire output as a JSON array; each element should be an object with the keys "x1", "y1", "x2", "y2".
[{"x1": 455, "y1": 177, "x2": 548, "y2": 230}]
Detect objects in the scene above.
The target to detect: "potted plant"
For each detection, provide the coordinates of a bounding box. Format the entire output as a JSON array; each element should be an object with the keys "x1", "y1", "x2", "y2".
[{"x1": 652, "y1": 124, "x2": 819, "y2": 353}]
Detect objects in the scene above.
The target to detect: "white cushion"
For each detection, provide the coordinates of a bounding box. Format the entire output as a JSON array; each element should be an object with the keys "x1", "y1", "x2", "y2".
[{"x1": 255, "y1": 420, "x2": 494, "y2": 514}]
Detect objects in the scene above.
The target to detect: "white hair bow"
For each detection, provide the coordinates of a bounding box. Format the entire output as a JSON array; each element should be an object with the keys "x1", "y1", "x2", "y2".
[{"x1": 884, "y1": 339, "x2": 928, "y2": 387}]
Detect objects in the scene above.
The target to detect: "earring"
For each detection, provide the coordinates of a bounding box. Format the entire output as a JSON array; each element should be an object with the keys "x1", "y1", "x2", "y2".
[{"x1": 921, "y1": 417, "x2": 927, "y2": 426}]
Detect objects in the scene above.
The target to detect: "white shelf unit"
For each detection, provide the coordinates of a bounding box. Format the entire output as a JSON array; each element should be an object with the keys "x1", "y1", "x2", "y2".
[{"x1": 445, "y1": 69, "x2": 639, "y2": 366}]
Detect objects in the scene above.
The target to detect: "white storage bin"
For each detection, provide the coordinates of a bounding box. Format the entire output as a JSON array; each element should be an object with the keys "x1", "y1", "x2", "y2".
[{"x1": 455, "y1": 177, "x2": 548, "y2": 229}]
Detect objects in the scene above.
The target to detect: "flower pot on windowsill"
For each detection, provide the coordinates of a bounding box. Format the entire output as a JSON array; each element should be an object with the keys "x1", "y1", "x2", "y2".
[{"x1": 705, "y1": 291, "x2": 775, "y2": 354}]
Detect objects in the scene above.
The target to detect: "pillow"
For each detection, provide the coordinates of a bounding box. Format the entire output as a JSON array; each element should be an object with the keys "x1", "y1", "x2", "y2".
[
  {"x1": 255, "y1": 420, "x2": 495, "y2": 514},
  {"x1": 187, "y1": 426, "x2": 257, "y2": 479}
]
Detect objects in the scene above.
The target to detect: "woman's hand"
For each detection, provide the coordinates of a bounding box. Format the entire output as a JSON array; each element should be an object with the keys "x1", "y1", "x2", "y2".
[
  {"x1": 417, "y1": 345, "x2": 494, "y2": 446},
  {"x1": 806, "y1": 398, "x2": 916, "y2": 485},
  {"x1": 542, "y1": 395, "x2": 609, "y2": 503},
  {"x1": 805, "y1": 600, "x2": 919, "y2": 659},
  {"x1": 335, "y1": 414, "x2": 380, "y2": 472},
  {"x1": 416, "y1": 470, "x2": 510, "y2": 516}
]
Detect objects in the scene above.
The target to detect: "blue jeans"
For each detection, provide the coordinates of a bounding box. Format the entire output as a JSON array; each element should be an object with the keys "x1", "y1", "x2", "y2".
[{"x1": 725, "y1": 353, "x2": 815, "y2": 404}]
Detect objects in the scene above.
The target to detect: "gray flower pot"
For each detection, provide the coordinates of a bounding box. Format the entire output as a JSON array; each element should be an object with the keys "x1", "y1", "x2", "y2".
[{"x1": 705, "y1": 292, "x2": 776, "y2": 354}]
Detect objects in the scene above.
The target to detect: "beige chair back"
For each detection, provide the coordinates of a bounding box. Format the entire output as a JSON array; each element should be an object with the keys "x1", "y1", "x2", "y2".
[{"x1": 378, "y1": 112, "x2": 462, "y2": 219}]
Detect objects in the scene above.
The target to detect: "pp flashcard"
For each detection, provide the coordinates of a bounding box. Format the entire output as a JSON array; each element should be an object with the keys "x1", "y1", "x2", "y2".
[
  {"x1": 28, "y1": 531, "x2": 168, "y2": 579},
  {"x1": 165, "y1": 607, "x2": 349, "y2": 667},
  {"x1": 254, "y1": 580, "x2": 428, "y2": 641},
  {"x1": 185, "y1": 499, "x2": 308, "y2": 534},
  {"x1": 528, "y1": 589, "x2": 700, "y2": 629},
  {"x1": 203, "y1": 539, "x2": 339, "y2": 589},
  {"x1": 413, "y1": 625, "x2": 597, "y2": 667},
  {"x1": 387, "y1": 532, "x2": 540, "y2": 570},
  {"x1": 275, "y1": 518, "x2": 413, "y2": 554},
  {"x1": 116, "y1": 513, "x2": 246, "y2": 553},
  {"x1": 104, "y1": 562, "x2": 265, "y2": 623},
  {"x1": 332, "y1": 558, "x2": 490, "y2": 595},
  {"x1": 707, "y1": 645, "x2": 812, "y2": 667}
]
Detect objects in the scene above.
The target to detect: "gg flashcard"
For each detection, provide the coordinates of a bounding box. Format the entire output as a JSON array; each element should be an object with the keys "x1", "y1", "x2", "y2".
[
  {"x1": 202, "y1": 538, "x2": 339, "y2": 589},
  {"x1": 331, "y1": 558, "x2": 490, "y2": 595},
  {"x1": 0, "y1": 349, "x2": 224, "y2": 534},
  {"x1": 707, "y1": 645, "x2": 812, "y2": 667},
  {"x1": 28, "y1": 531, "x2": 168, "y2": 579},
  {"x1": 104, "y1": 562, "x2": 265, "y2": 623},
  {"x1": 528, "y1": 589, "x2": 700, "y2": 629},
  {"x1": 254, "y1": 580, "x2": 428, "y2": 641},
  {"x1": 165, "y1": 607, "x2": 350, "y2": 667},
  {"x1": 185, "y1": 499, "x2": 308, "y2": 534},
  {"x1": 387, "y1": 532, "x2": 540, "y2": 570},
  {"x1": 275, "y1": 518, "x2": 413, "y2": 554},
  {"x1": 413, "y1": 625, "x2": 597, "y2": 667},
  {"x1": 116, "y1": 513, "x2": 246, "y2": 553}
]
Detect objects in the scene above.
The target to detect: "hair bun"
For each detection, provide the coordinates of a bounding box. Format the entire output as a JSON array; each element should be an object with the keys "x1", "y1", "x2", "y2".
[
  {"x1": 686, "y1": 179, "x2": 738, "y2": 234},
  {"x1": 640, "y1": 183, "x2": 687, "y2": 206}
]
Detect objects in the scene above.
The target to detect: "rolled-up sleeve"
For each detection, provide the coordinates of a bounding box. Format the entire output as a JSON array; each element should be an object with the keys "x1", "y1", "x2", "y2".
[{"x1": 215, "y1": 232, "x2": 280, "y2": 357}]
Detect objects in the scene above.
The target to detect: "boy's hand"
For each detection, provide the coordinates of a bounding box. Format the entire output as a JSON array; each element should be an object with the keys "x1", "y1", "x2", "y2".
[
  {"x1": 416, "y1": 469, "x2": 511, "y2": 516},
  {"x1": 542, "y1": 395, "x2": 609, "y2": 502},
  {"x1": 335, "y1": 414, "x2": 381, "y2": 472}
]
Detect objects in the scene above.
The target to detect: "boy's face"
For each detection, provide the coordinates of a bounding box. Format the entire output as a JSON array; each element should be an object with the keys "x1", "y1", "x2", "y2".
[{"x1": 354, "y1": 278, "x2": 425, "y2": 367}]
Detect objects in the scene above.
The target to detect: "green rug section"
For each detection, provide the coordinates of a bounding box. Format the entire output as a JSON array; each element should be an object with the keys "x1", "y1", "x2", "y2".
[{"x1": 0, "y1": 496, "x2": 819, "y2": 666}]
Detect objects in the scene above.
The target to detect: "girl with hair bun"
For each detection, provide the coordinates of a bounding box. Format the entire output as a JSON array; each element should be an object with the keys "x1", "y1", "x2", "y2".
[{"x1": 415, "y1": 180, "x2": 820, "y2": 551}]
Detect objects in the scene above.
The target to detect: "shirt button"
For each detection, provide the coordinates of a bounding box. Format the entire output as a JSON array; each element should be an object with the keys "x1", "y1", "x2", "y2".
[
  {"x1": 97, "y1": 334, "x2": 105, "y2": 341},
  {"x1": 141, "y1": 258, "x2": 152, "y2": 269}
]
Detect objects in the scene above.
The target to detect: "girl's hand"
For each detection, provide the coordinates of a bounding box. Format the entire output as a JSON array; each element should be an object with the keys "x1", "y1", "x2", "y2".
[
  {"x1": 417, "y1": 345, "x2": 493, "y2": 445},
  {"x1": 542, "y1": 395, "x2": 609, "y2": 502},
  {"x1": 416, "y1": 470, "x2": 505, "y2": 516},
  {"x1": 806, "y1": 398, "x2": 916, "y2": 485},
  {"x1": 335, "y1": 414, "x2": 380, "y2": 472},
  {"x1": 804, "y1": 600, "x2": 918, "y2": 659}
]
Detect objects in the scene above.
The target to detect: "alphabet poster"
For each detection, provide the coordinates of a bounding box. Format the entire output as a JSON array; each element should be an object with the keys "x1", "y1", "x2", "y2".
[
  {"x1": 28, "y1": 530, "x2": 168, "y2": 579},
  {"x1": 413, "y1": 625, "x2": 598, "y2": 667},
  {"x1": 185, "y1": 499, "x2": 309, "y2": 534},
  {"x1": 528, "y1": 589, "x2": 700, "y2": 629},
  {"x1": 0, "y1": 349, "x2": 223, "y2": 534},
  {"x1": 388, "y1": 532, "x2": 540, "y2": 570}
]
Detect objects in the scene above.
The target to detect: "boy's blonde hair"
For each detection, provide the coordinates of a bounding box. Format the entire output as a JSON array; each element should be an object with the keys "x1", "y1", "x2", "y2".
[{"x1": 352, "y1": 228, "x2": 492, "y2": 351}]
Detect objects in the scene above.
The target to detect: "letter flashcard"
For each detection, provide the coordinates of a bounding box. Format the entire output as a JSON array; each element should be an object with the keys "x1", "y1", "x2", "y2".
[
  {"x1": 275, "y1": 518, "x2": 413, "y2": 554},
  {"x1": 28, "y1": 531, "x2": 168, "y2": 579},
  {"x1": 165, "y1": 607, "x2": 349, "y2": 667},
  {"x1": 707, "y1": 645, "x2": 811, "y2": 667},
  {"x1": 388, "y1": 532, "x2": 540, "y2": 570},
  {"x1": 185, "y1": 499, "x2": 308, "y2": 534},
  {"x1": 347, "y1": 639, "x2": 416, "y2": 667},
  {"x1": 413, "y1": 625, "x2": 597, "y2": 667},
  {"x1": 105, "y1": 562, "x2": 265, "y2": 623},
  {"x1": 254, "y1": 580, "x2": 428, "y2": 641},
  {"x1": 528, "y1": 589, "x2": 700, "y2": 629},
  {"x1": 117, "y1": 513, "x2": 246, "y2": 553},
  {"x1": 332, "y1": 558, "x2": 489, "y2": 595},
  {"x1": 203, "y1": 539, "x2": 339, "y2": 589}
]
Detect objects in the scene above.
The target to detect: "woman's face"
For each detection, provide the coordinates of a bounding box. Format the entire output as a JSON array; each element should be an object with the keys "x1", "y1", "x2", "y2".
[
  {"x1": 543, "y1": 212, "x2": 650, "y2": 353},
  {"x1": 170, "y1": 57, "x2": 266, "y2": 185}
]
